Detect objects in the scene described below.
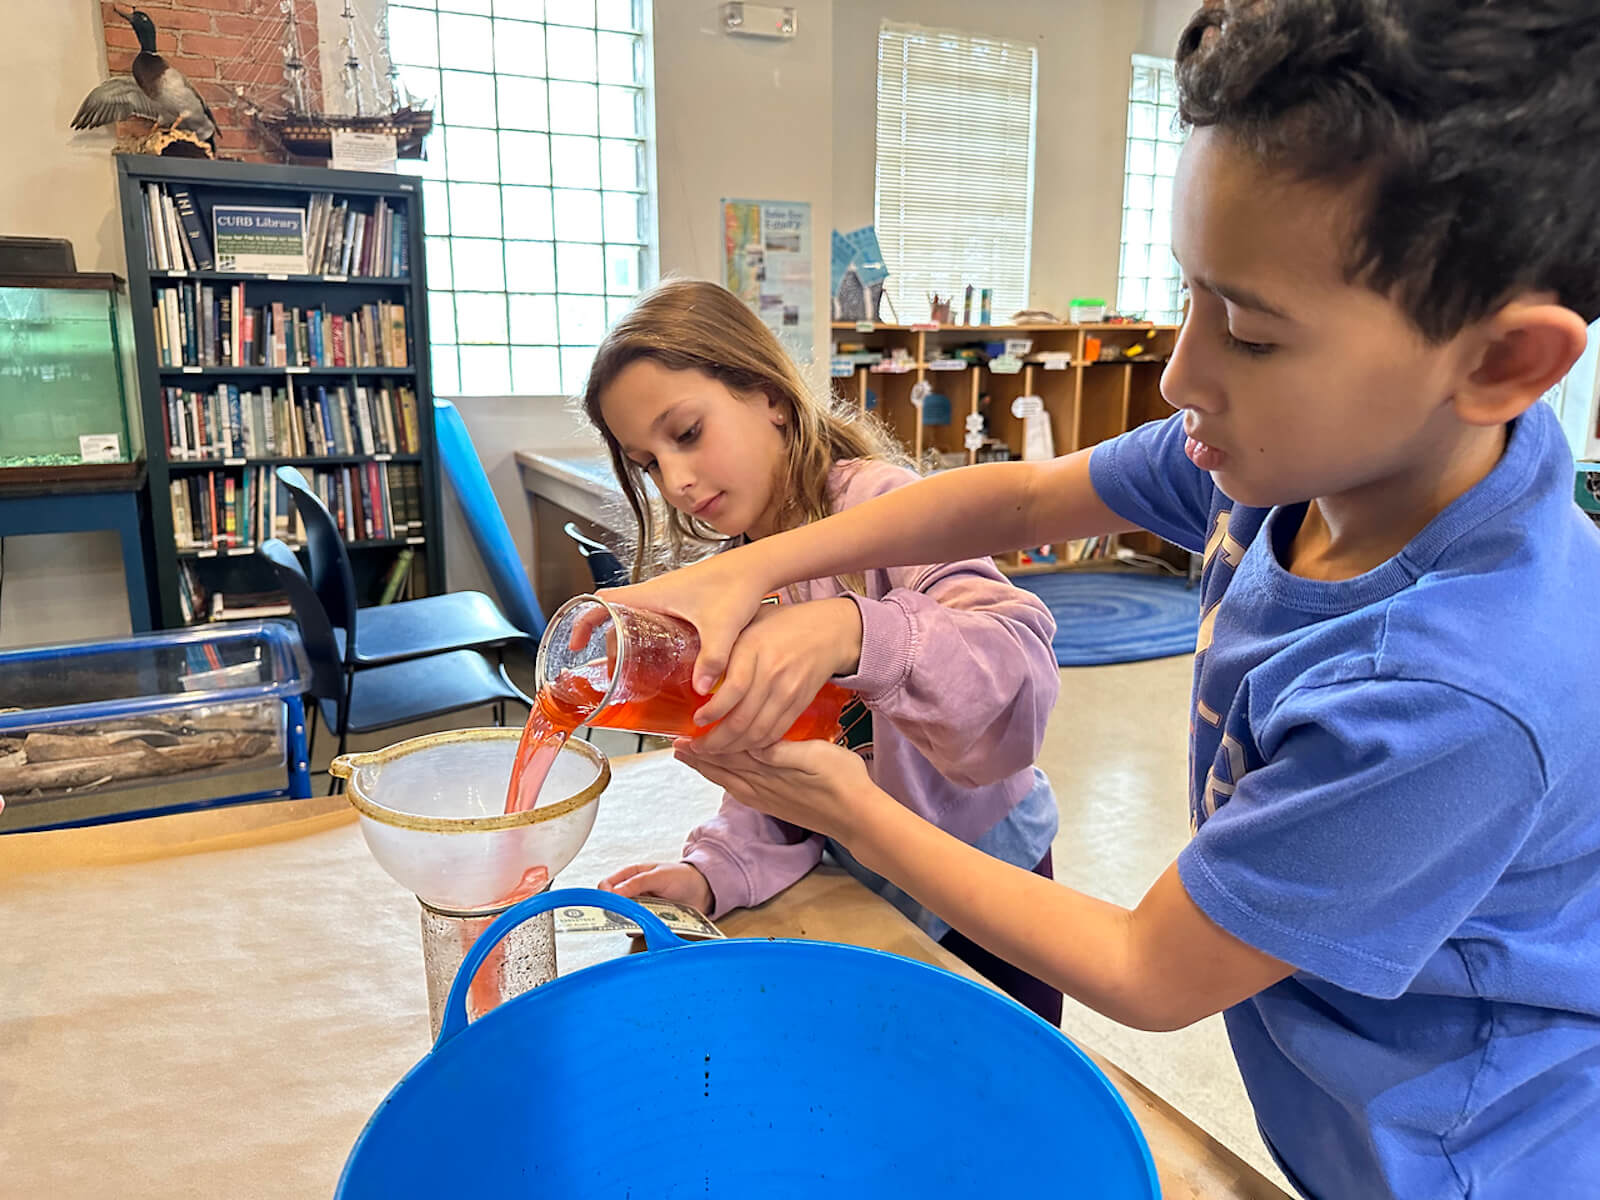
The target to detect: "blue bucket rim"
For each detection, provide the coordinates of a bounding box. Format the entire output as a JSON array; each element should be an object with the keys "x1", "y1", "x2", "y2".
[{"x1": 337, "y1": 935, "x2": 1159, "y2": 1198}]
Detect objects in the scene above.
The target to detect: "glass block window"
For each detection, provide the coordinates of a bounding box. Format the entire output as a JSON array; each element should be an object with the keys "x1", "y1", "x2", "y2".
[
  {"x1": 875, "y1": 23, "x2": 1037, "y2": 322},
  {"x1": 388, "y1": 0, "x2": 653, "y2": 396},
  {"x1": 1118, "y1": 55, "x2": 1185, "y2": 324}
]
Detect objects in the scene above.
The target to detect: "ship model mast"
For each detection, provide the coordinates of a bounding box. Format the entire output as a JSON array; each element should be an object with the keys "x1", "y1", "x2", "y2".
[{"x1": 240, "y1": 0, "x2": 432, "y2": 160}]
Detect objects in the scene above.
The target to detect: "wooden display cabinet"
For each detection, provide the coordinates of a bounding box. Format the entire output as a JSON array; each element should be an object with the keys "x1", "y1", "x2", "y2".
[{"x1": 830, "y1": 321, "x2": 1182, "y2": 571}]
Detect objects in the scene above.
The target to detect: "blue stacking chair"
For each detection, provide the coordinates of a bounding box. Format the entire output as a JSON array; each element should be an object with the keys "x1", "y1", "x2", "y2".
[
  {"x1": 275, "y1": 466, "x2": 530, "y2": 670},
  {"x1": 563, "y1": 521, "x2": 629, "y2": 590},
  {"x1": 259, "y1": 540, "x2": 524, "y2": 778},
  {"x1": 433, "y1": 400, "x2": 647, "y2": 751},
  {"x1": 432, "y1": 399, "x2": 549, "y2": 640}
]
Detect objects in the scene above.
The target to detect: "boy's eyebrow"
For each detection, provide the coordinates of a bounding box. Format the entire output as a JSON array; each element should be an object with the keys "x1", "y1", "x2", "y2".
[{"x1": 1192, "y1": 273, "x2": 1297, "y2": 323}]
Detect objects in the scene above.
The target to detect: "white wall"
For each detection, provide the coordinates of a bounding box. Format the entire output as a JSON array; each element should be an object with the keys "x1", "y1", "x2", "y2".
[
  {"x1": 440, "y1": 396, "x2": 599, "y2": 596},
  {"x1": 1140, "y1": 0, "x2": 1195, "y2": 57},
  {"x1": 832, "y1": 0, "x2": 1191, "y2": 318},
  {"x1": 1, "y1": 1, "x2": 134, "y2": 648},
  {"x1": 652, "y1": 0, "x2": 834, "y2": 368}
]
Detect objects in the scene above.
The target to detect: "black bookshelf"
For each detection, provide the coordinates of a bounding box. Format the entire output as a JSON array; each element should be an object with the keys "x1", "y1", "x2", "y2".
[{"x1": 116, "y1": 156, "x2": 443, "y2": 628}]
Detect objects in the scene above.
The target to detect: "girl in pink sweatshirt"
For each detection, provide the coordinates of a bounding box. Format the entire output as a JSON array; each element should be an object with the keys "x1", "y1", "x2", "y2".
[{"x1": 583, "y1": 280, "x2": 1063, "y2": 1021}]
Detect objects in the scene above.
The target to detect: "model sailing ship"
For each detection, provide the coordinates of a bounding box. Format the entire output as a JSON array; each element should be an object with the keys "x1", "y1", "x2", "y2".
[{"x1": 240, "y1": 0, "x2": 432, "y2": 159}]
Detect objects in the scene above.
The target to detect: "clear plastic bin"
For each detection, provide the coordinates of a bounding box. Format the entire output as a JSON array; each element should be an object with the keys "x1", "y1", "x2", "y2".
[{"x1": 0, "y1": 621, "x2": 308, "y2": 805}]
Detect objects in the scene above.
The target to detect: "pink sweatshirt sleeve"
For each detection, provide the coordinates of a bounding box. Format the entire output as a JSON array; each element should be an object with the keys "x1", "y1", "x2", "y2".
[
  {"x1": 824, "y1": 459, "x2": 1059, "y2": 787},
  {"x1": 682, "y1": 798, "x2": 825, "y2": 918},
  {"x1": 833, "y1": 561, "x2": 1059, "y2": 786}
]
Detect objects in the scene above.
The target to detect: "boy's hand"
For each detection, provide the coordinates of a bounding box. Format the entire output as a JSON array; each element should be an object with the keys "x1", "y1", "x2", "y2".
[
  {"x1": 691, "y1": 598, "x2": 862, "y2": 752},
  {"x1": 571, "y1": 554, "x2": 775, "y2": 693},
  {"x1": 598, "y1": 861, "x2": 714, "y2": 913},
  {"x1": 673, "y1": 738, "x2": 886, "y2": 845}
]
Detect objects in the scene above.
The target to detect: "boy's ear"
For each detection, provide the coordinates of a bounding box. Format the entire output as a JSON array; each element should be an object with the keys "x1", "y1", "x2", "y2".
[{"x1": 1454, "y1": 298, "x2": 1588, "y2": 426}]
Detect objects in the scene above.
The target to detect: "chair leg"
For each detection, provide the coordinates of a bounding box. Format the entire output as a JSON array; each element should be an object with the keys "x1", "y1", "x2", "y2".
[{"x1": 328, "y1": 668, "x2": 354, "y2": 795}]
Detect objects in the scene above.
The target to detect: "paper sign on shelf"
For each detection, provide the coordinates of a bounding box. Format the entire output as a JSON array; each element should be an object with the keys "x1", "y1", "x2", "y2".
[
  {"x1": 1011, "y1": 394, "x2": 1054, "y2": 461},
  {"x1": 331, "y1": 130, "x2": 398, "y2": 173}
]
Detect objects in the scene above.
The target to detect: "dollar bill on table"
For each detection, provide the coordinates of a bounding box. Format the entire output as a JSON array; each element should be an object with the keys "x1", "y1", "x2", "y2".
[{"x1": 555, "y1": 897, "x2": 725, "y2": 940}]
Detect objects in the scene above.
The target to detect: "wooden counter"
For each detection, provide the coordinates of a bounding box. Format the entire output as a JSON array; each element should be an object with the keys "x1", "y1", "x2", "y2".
[
  {"x1": 516, "y1": 446, "x2": 629, "y2": 610},
  {"x1": 0, "y1": 751, "x2": 1287, "y2": 1199}
]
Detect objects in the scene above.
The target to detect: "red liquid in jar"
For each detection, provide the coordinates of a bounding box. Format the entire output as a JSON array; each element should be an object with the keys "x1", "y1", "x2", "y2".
[{"x1": 503, "y1": 660, "x2": 848, "y2": 815}]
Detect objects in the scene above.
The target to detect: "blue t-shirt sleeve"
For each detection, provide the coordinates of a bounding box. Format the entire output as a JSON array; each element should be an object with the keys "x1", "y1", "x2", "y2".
[
  {"x1": 1178, "y1": 678, "x2": 1545, "y2": 998},
  {"x1": 1088, "y1": 413, "x2": 1216, "y2": 554}
]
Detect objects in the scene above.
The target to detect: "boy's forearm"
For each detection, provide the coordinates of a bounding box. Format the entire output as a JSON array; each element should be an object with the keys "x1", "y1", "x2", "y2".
[
  {"x1": 851, "y1": 802, "x2": 1149, "y2": 1027},
  {"x1": 748, "y1": 450, "x2": 1132, "y2": 595},
  {"x1": 848, "y1": 797, "x2": 1289, "y2": 1032}
]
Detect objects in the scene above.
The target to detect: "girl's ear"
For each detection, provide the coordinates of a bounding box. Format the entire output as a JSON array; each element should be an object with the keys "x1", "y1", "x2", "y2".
[{"x1": 767, "y1": 394, "x2": 787, "y2": 428}]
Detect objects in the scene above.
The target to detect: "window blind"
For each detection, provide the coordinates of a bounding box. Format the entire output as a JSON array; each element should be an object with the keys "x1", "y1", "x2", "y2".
[{"x1": 874, "y1": 23, "x2": 1037, "y2": 322}]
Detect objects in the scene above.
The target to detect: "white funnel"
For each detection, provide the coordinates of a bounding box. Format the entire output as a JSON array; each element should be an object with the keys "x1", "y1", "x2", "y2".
[{"x1": 331, "y1": 728, "x2": 607, "y2": 914}]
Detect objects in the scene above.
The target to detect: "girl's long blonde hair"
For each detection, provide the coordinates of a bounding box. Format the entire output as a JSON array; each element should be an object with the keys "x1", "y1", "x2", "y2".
[{"x1": 581, "y1": 279, "x2": 907, "y2": 581}]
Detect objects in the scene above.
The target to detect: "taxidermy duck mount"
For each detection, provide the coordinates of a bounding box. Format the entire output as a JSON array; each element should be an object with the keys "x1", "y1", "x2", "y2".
[{"x1": 71, "y1": 5, "x2": 216, "y2": 158}]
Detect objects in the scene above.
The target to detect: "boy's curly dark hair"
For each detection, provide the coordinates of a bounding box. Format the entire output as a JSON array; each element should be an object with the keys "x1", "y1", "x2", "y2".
[{"x1": 1176, "y1": 0, "x2": 1600, "y2": 341}]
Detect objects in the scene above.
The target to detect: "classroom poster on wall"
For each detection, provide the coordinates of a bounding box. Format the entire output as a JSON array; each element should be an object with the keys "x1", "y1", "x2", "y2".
[{"x1": 722, "y1": 199, "x2": 813, "y2": 362}]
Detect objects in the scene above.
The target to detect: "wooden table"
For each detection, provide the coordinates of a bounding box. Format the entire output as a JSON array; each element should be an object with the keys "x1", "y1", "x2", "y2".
[
  {"x1": 515, "y1": 446, "x2": 627, "y2": 611},
  {"x1": 0, "y1": 752, "x2": 1287, "y2": 1199}
]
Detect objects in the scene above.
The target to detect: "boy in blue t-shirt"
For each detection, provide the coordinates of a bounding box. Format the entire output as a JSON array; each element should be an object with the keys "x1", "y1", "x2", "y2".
[{"x1": 597, "y1": 2, "x2": 1600, "y2": 1195}]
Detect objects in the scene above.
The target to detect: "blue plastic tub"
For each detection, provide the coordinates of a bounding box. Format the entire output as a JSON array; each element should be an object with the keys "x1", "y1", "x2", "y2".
[{"x1": 338, "y1": 889, "x2": 1159, "y2": 1198}]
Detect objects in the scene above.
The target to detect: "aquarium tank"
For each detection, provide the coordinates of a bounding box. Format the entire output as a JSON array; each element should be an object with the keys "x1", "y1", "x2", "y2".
[{"x1": 0, "y1": 275, "x2": 142, "y2": 469}]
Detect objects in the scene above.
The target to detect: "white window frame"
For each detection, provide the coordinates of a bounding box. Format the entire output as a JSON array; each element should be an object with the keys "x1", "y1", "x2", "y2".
[
  {"x1": 1117, "y1": 54, "x2": 1185, "y2": 324},
  {"x1": 388, "y1": 0, "x2": 656, "y2": 397}
]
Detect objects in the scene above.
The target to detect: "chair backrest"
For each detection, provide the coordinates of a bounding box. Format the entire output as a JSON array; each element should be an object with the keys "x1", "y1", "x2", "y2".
[
  {"x1": 258, "y1": 539, "x2": 344, "y2": 706},
  {"x1": 433, "y1": 398, "x2": 547, "y2": 639},
  {"x1": 276, "y1": 465, "x2": 359, "y2": 651},
  {"x1": 562, "y1": 521, "x2": 628, "y2": 589}
]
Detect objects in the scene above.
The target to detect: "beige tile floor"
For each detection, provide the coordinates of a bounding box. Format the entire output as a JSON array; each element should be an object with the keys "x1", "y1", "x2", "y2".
[
  {"x1": 1, "y1": 649, "x2": 1286, "y2": 1187},
  {"x1": 1041, "y1": 653, "x2": 1289, "y2": 1190}
]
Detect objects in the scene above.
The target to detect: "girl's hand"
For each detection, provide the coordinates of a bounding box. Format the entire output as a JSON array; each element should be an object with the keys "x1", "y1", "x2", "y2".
[
  {"x1": 598, "y1": 861, "x2": 714, "y2": 913},
  {"x1": 573, "y1": 553, "x2": 774, "y2": 693},
  {"x1": 672, "y1": 739, "x2": 888, "y2": 845},
  {"x1": 692, "y1": 598, "x2": 862, "y2": 753}
]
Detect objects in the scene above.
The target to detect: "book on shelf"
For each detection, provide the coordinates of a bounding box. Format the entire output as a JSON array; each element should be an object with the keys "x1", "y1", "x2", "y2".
[
  {"x1": 170, "y1": 187, "x2": 215, "y2": 271},
  {"x1": 209, "y1": 591, "x2": 292, "y2": 621},
  {"x1": 306, "y1": 192, "x2": 409, "y2": 277},
  {"x1": 150, "y1": 280, "x2": 408, "y2": 369},
  {"x1": 176, "y1": 561, "x2": 207, "y2": 624},
  {"x1": 1061, "y1": 535, "x2": 1114, "y2": 563},
  {"x1": 376, "y1": 547, "x2": 415, "y2": 605},
  {"x1": 159, "y1": 383, "x2": 420, "y2": 460},
  {"x1": 139, "y1": 184, "x2": 408, "y2": 278},
  {"x1": 168, "y1": 462, "x2": 423, "y2": 552}
]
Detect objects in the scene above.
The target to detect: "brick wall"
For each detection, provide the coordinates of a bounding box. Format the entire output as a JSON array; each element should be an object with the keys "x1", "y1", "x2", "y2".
[{"x1": 99, "y1": 0, "x2": 322, "y2": 162}]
